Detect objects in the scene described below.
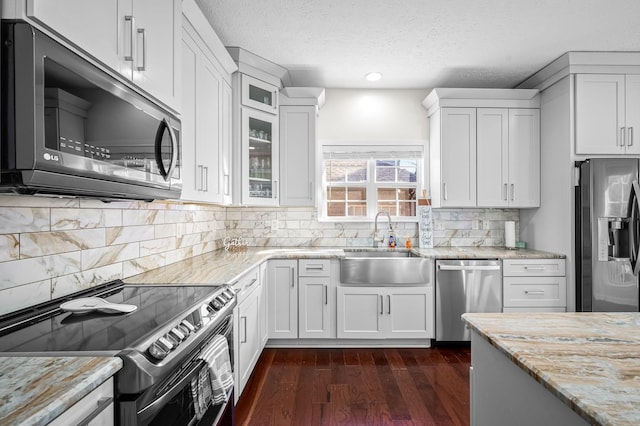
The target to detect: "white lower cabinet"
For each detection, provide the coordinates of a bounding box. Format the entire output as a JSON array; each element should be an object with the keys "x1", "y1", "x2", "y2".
[
  {"x1": 233, "y1": 266, "x2": 263, "y2": 402},
  {"x1": 49, "y1": 377, "x2": 114, "y2": 426},
  {"x1": 267, "y1": 259, "x2": 298, "y2": 339},
  {"x1": 337, "y1": 286, "x2": 433, "y2": 339},
  {"x1": 502, "y1": 259, "x2": 567, "y2": 312},
  {"x1": 298, "y1": 259, "x2": 335, "y2": 338}
]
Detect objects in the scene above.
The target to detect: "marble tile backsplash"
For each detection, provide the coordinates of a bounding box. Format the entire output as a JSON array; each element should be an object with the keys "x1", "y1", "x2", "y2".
[
  {"x1": 0, "y1": 195, "x2": 226, "y2": 315},
  {"x1": 0, "y1": 194, "x2": 518, "y2": 315},
  {"x1": 225, "y1": 207, "x2": 519, "y2": 248}
]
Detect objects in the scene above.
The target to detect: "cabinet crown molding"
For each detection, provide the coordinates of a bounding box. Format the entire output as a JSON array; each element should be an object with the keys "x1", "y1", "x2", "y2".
[
  {"x1": 226, "y1": 47, "x2": 290, "y2": 88},
  {"x1": 280, "y1": 87, "x2": 326, "y2": 108},
  {"x1": 422, "y1": 88, "x2": 540, "y2": 117},
  {"x1": 517, "y1": 51, "x2": 640, "y2": 91}
]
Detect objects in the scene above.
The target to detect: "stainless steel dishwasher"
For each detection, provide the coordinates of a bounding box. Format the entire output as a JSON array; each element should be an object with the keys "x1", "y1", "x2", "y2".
[{"x1": 435, "y1": 259, "x2": 502, "y2": 342}]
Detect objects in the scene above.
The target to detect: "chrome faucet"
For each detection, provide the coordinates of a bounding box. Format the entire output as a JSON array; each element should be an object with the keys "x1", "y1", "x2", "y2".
[{"x1": 373, "y1": 211, "x2": 392, "y2": 248}]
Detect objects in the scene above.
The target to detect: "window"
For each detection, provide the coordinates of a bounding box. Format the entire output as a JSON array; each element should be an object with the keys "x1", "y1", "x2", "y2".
[{"x1": 320, "y1": 146, "x2": 423, "y2": 221}]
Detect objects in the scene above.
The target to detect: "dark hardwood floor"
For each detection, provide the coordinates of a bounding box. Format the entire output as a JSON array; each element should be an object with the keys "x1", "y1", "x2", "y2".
[{"x1": 236, "y1": 347, "x2": 471, "y2": 425}]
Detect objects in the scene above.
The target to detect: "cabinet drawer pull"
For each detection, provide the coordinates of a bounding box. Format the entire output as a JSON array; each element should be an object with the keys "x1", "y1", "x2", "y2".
[
  {"x1": 305, "y1": 265, "x2": 325, "y2": 270},
  {"x1": 443, "y1": 182, "x2": 448, "y2": 201},
  {"x1": 630, "y1": 127, "x2": 634, "y2": 147},
  {"x1": 244, "y1": 278, "x2": 257, "y2": 290},
  {"x1": 324, "y1": 285, "x2": 328, "y2": 305},
  {"x1": 291, "y1": 267, "x2": 295, "y2": 287},
  {"x1": 620, "y1": 127, "x2": 626, "y2": 147},
  {"x1": 77, "y1": 396, "x2": 114, "y2": 426},
  {"x1": 503, "y1": 183, "x2": 508, "y2": 201},
  {"x1": 524, "y1": 290, "x2": 545, "y2": 295},
  {"x1": 380, "y1": 295, "x2": 383, "y2": 315},
  {"x1": 387, "y1": 294, "x2": 391, "y2": 314},
  {"x1": 510, "y1": 183, "x2": 515, "y2": 201},
  {"x1": 524, "y1": 266, "x2": 546, "y2": 271}
]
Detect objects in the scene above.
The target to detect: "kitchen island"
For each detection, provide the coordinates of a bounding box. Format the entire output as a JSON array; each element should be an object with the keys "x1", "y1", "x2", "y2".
[
  {"x1": 0, "y1": 356, "x2": 122, "y2": 426},
  {"x1": 462, "y1": 312, "x2": 640, "y2": 426}
]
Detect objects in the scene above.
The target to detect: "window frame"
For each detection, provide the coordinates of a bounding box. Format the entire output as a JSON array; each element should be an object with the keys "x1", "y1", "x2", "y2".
[{"x1": 318, "y1": 142, "x2": 426, "y2": 222}]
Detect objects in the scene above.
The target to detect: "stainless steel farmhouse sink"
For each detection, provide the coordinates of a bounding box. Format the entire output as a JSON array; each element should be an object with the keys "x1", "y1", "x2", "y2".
[{"x1": 340, "y1": 249, "x2": 432, "y2": 285}]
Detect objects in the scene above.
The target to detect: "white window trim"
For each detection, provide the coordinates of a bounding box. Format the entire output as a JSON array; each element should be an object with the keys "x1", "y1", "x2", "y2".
[{"x1": 317, "y1": 140, "x2": 427, "y2": 223}]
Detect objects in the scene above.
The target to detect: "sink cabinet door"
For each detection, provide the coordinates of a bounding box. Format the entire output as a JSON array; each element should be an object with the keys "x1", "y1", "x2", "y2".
[
  {"x1": 336, "y1": 287, "x2": 385, "y2": 338},
  {"x1": 386, "y1": 287, "x2": 434, "y2": 339}
]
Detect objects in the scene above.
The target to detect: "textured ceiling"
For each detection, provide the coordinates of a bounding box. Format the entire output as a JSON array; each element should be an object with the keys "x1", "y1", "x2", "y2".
[{"x1": 195, "y1": 0, "x2": 640, "y2": 89}]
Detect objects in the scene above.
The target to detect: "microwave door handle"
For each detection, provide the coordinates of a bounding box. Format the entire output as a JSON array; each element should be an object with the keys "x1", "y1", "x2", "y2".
[
  {"x1": 154, "y1": 118, "x2": 178, "y2": 181},
  {"x1": 629, "y1": 181, "x2": 640, "y2": 275}
]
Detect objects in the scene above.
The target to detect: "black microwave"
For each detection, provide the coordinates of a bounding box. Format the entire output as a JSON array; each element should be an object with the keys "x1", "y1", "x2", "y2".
[{"x1": 1, "y1": 21, "x2": 181, "y2": 201}]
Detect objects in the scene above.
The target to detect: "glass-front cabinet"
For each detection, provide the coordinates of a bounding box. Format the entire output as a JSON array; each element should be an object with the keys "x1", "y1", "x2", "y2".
[
  {"x1": 241, "y1": 74, "x2": 279, "y2": 114},
  {"x1": 242, "y1": 108, "x2": 279, "y2": 205}
]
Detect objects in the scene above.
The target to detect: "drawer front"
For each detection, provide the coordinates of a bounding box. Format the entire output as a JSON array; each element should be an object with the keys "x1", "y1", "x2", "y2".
[
  {"x1": 299, "y1": 259, "x2": 331, "y2": 277},
  {"x1": 503, "y1": 276, "x2": 567, "y2": 308},
  {"x1": 503, "y1": 259, "x2": 565, "y2": 276},
  {"x1": 232, "y1": 266, "x2": 260, "y2": 303},
  {"x1": 503, "y1": 307, "x2": 566, "y2": 313}
]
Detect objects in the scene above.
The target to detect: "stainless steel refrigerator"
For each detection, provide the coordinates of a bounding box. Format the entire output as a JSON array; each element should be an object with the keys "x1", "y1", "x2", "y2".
[{"x1": 576, "y1": 158, "x2": 640, "y2": 312}]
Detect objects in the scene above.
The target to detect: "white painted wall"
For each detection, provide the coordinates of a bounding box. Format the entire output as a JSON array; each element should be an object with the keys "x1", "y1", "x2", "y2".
[{"x1": 318, "y1": 89, "x2": 430, "y2": 141}]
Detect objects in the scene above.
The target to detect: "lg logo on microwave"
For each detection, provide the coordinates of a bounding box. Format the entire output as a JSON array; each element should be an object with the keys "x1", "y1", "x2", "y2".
[{"x1": 43, "y1": 153, "x2": 59, "y2": 162}]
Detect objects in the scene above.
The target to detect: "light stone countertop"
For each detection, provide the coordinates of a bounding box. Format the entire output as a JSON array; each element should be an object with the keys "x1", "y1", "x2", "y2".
[
  {"x1": 0, "y1": 356, "x2": 122, "y2": 426},
  {"x1": 462, "y1": 312, "x2": 640, "y2": 426},
  {"x1": 125, "y1": 246, "x2": 564, "y2": 285}
]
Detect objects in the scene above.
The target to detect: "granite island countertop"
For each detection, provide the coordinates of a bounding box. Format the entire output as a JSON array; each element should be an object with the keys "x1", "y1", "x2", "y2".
[
  {"x1": 125, "y1": 246, "x2": 564, "y2": 285},
  {"x1": 0, "y1": 356, "x2": 122, "y2": 426},
  {"x1": 462, "y1": 312, "x2": 640, "y2": 426}
]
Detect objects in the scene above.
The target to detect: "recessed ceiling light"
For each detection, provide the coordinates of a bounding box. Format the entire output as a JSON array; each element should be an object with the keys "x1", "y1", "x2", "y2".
[{"x1": 365, "y1": 72, "x2": 382, "y2": 82}]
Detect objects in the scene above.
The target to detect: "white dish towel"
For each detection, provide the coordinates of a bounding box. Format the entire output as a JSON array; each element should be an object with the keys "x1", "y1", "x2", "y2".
[{"x1": 198, "y1": 334, "x2": 234, "y2": 404}]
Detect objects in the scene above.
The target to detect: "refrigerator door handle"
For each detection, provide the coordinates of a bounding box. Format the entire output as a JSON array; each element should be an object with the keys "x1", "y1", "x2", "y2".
[{"x1": 628, "y1": 180, "x2": 640, "y2": 275}]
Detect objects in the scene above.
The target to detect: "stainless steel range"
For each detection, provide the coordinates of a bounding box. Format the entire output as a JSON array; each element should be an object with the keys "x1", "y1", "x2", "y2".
[{"x1": 0, "y1": 280, "x2": 236, "y2": 426}]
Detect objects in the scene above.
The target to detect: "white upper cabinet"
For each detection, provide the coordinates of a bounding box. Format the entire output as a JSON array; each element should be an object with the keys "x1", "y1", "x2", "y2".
[
  {"x1": 279, "y1": 105, "x2": 317, "y2": 206},
  {"x1": 424, "y1": 88, "x2": 540, "y2": 209},
  {"x1": 508, "y1": 109, "x2": 540, "y2": 207},
  {"x1": 477, "y1": 108, "x2": 540, "y2": 208},
  {"x1": 180, "y1": 0, "x2": 236, "y2": 204},
  {"x1": 128, "y1": 0, "x2": 180, "y2": 111},
  {"x1": 241, "y1": 74, "x2": 279, "y2": 114},
  {"x1": 433, "y1": 108, "x2": 477, "y2": 207},
  {"x1": 575, "y1": 74, "x2": 640, "y2": 155},
  {"x1": 241, "y1": 108, "x2": 280, "y2": 206},
  {"x1": 19, "y1": 0, "x2": 181, "y2": 111}
]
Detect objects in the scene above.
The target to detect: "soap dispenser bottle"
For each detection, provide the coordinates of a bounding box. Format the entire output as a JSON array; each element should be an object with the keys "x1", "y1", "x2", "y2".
[{"x1": 388, "y1": 226, "x2": 396, "y2": 248}]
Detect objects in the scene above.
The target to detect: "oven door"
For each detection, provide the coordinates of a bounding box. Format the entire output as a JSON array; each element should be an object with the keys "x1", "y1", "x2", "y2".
[{"x1": 119, "y1": 315, "x2": 234, "y2": 426}]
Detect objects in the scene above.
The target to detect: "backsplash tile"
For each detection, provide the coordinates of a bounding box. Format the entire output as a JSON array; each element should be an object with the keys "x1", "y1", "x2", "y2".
[
  {"x1": 0, "y1": 194, "x2": 518, "y2": 316},
  {"x1": 0, "y1": 195, "x2": 227, "y2": 315}
]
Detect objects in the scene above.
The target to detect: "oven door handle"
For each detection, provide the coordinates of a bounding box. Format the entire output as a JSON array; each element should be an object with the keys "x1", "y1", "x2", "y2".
[{"x1": 138, "y1": 359, "x2": 207, "y2": 422}]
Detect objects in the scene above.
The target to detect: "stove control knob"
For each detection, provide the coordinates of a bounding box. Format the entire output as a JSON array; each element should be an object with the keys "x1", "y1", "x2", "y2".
[
  {"x1": 181, "y1": 319, "x2": 196, "y2": 333},
  {"x1": 218, "y1": 293, "x2": 230, "y2": 302},
  {"x1": 148, "y1": 336, "x2": 174, "y2": 360},
  {"x1": 223, "y1": 289, "x2": 235, "y2": 299},
  {"x1": 210, "y1": 298, "x2": 224, "y2": 311},
  {"x1": 158, "y1": 336, "x2": 175, "y2": 351},
  {"x1": 169, "y1": 327, "x2": 186, "y2": 342},
  {"x1": 148, "y1": 342, "x2": 169, "y2": 360}
]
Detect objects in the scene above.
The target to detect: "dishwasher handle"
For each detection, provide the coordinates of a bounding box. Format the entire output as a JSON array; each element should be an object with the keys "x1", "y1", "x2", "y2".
[{"x1": 437, "y1": 264, "x2": 501, "y2": 271}]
